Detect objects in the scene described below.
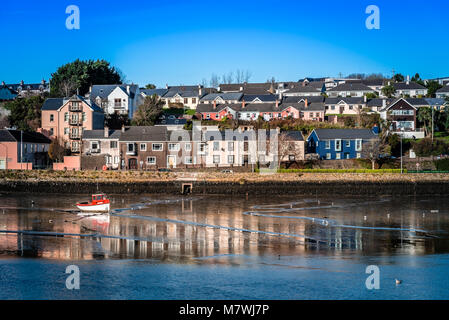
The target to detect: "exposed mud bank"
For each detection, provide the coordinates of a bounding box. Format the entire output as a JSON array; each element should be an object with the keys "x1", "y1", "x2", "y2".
[{"x1": 0, "y1": 180, "x2": 447, "y2": 196}]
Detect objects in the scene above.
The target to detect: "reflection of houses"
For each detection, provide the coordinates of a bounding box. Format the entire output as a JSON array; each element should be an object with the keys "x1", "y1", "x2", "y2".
[
  {"x1": 40, "y1": 95, "x2": 104, "y2": 154},
  {"x1": 0, "y1": 129, "x2": 51, "y2": 169},
  {"x1": 82, "y1": 127, "x2": 121, "y2": 170},
  {"x1": 88, "y1": 84, "x2": 140, "y2": 118},
  {"x1": 380, "y1": 98, "x2": 424, "y2": 138},
  {"x1": 307, "y1": 128, "x2": 379, "y2": 160}
]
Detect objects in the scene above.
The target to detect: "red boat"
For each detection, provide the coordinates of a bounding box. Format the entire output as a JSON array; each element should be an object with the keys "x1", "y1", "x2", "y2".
[{"x1": 76, "y1": 194, "x2": 111, "y2": 212}]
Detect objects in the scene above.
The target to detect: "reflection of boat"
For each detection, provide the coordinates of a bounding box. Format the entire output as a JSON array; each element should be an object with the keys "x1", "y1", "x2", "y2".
[{"x1": 76, "y1": 194, "x2": 110, "y2": 213}]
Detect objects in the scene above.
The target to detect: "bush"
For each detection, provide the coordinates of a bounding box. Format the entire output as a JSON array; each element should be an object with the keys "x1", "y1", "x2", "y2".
[
  {"x1": 434, "y1": 159, "x2": 449, "y2": 171},
  {"x1": 412, "y1": 138, "x2": 449, "y2": 157},
  {"x1": 277, "y1": 169, "x2": 406, "y2": 173}
]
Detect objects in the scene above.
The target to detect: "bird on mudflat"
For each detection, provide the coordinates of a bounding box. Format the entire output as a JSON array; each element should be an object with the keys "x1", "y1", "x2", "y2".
[{"x1": 395, "y1": 279, "x2": 402, "y2": 285}]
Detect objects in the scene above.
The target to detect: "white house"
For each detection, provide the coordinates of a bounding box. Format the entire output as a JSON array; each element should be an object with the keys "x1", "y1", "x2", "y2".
[
  {"x1": 89, "y1": 84, "x2": 140, "y2": 118},
  {"x1": 391, "y1": 82, "x2": 428, "y2": 98},
  {"x1": 327, "y1": 83, "x2": 375, "y2": 97}
]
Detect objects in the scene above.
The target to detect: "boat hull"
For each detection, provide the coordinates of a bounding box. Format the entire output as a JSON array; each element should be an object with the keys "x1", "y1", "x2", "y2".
[{"x1": 76, "y1": 203, "x2": 110, "y2": 212}]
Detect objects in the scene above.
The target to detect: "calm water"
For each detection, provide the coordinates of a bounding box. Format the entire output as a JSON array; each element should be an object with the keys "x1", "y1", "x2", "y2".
[{"x1": 0, "y1": 192, "x2": 449, "y2": 299}]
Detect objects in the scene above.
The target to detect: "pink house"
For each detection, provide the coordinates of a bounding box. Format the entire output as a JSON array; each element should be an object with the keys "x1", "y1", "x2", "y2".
[
  {"x1": 0, "y1": 129, "x2": 51, "y2": 170},
  {"x1": 40, "y1": 95, "x2": 104, "y2": 154}
]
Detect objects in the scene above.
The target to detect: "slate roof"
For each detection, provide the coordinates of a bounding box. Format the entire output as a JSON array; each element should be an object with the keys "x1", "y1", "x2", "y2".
[
  {"x1": 90, "y1": 84, "x2": 138, "y2": 100},
  {"x1": 0, "y1": 129, "x2": 51, "y2": 144},
  {"x1": 197, "y1": 101, "x2": 324, "y2": 113},
  {"x1": 366, "y1": 98, "x2": 394, "y2": 107},
  {"x1": 4, "y1": 82, "x2": 49, "y2": 91},
  {"x1": 425, "y1": 98, "x2": 447, "y2": 106},
  {"x1": 82, "y1": 129, "x2": 121, "y2": 140},
  {"x1": 405, "y1": 98, "x2": 429, "y2": 106},
  {"x1": 328, "y1": 83, "x2": 374, "y2": 92},
  {"x1": 282, "y1": 96, "x2": 325, "y2": 104},
  {"x1": 41, "y1": 95, "x2": 103, "y2": 113},
  {"x1": 437, "y1": 85, "x2": 449, "y2": 93},
  {"x1": 283, "y1": 131, "x2": 305, "y2": 141},
  {"x1": 392, "y1": 82, "x2": 427, "y2": 90},
  {"x1": 285, "y1": 84, "x2": 323, "y2": 93},
  {"x1": 281, "y1": 102, "x2": 325, "y2": 112},
  {"x1": 163, "y1": 88, "x2": 203, "y2": 98},
  {"x1": 140, "y1": 89, "x2": 168, "y2": 97},
  {"x1": 200, "y1": 92, "x2": 243, "y2": 101},
  {"x1": 242, "y1": 94, "x2": 277, "y2": 102},
  {"x1": 324, "y1": 97, "x2": 365, "y2": 104},
  {"x1": 119, "y1": 126, "x2": 168, "y2": 142},
  {"x1": 313, "y1": 129, "x2": 377, "y2": 140}
]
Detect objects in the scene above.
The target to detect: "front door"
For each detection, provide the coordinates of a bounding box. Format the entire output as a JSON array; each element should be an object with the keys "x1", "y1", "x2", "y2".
[
  {"x1": 128, "y1": 158, "x2": 138, "y2": 170},
  {"x1": 167, "y1": 156, "x2": 176, "y2": 168}
]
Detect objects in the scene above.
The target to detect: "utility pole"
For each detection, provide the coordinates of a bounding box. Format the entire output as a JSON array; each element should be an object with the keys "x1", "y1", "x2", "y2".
[
  {"x1": 20, "y1": 130, "x2": 23, "y2": 170},
  {"x1": 431, "y1": 106, "x2": 434, "y2": 142}
]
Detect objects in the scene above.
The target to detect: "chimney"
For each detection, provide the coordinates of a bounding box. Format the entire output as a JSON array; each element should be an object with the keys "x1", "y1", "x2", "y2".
[
  {"x1": 126, "y1": 85, "x2": 130, "y2": 95},
  {"x1": 242, "y1": 100, "x2": 245, "y2": 109},
  {"x1": 104, "y1": 126, "x2": 109, "y2": 138},
  {"x1": 121, "y1": 125, "x2": 125, "y2": 133},
  {"x1": 198, "y1": 84, "x2": 202, "y2": 96},
  {"x1": 278, "y1": 91, "x2": 283, "y2": 100},
  {"x1": 275, "y1": 100, "x2": 279, "y2": 108},
  {"x1": 305, "y1": 99, "x2": 308, "y2": 108},
  {"x1": 213, "y1": 100, "x2": 216, "y2": 109},
  {"x1": 406, "y1": 75, "x2": 410, "y2": 85},
  {"x1": 165, "y1": 83, "x2": 169, "y2": 89}
]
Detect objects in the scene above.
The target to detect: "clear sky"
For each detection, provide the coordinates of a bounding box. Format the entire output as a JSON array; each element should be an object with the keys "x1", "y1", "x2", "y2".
[{"x1": 1, "y1": 0, "x2": 448, "y2": 87}]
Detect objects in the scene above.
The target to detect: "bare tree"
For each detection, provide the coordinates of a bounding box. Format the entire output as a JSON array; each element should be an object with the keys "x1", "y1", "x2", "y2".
[
  {"x1": 277, "y1": 132, "x2": 304, "y2": 168},
  {"x1": 362, "y1": 138, "x2": 385, "y2": 170},
  {"x1": 60, "y1": 78, "x2": 77, "y2": 97},
  {"x1": 244, "y1": 70, "x2": 252, "y2": 82},
  {"x1": 235, "y1": 69, "x2": 244, "y2": 83},
  {"x1": 210, "y1": 74, "x2": 220, "y2": 88}
]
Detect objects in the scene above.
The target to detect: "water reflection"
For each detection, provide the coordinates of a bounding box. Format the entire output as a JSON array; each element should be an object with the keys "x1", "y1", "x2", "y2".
[{"x1": 0, "y1": 194, "x2": 449, "y2": 262}]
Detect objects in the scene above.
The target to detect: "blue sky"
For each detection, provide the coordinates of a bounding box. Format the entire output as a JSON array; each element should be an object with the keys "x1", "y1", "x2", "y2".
[{"x1": 0, "y1": 0, "x2": 448, "y2": 87}]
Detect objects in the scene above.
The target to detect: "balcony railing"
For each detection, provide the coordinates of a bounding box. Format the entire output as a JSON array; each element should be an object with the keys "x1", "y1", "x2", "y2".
[
  {"x1": 69, "y1": 106, "x2": 82, "y2": 112},
  {"x1": 69, "y1": 119, "x2": 83, "y2": 125},
  {"x1": 69, "y1": 133, "x2": 81, "y2": 140}
]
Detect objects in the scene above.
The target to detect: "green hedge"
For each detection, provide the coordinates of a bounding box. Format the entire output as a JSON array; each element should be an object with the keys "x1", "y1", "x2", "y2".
[
  {"x1": 276, "y1": 169, "x2": 406, "y2": 173},
  {"x1": 434, "y1": 159, "x2": 449, "y2": 171}
]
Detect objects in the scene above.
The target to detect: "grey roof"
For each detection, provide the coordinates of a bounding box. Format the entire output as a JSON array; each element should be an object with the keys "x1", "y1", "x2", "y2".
[
  {"x1": 283, "y1": 131, "x2": 305, "y2": 141},
  {"x1": 141, "y1": 89, "x2": 168, "y2": 97},
  {"x1": 346, "y1": 79, "x2": 385, "y2": 86},
  {"x1": 280, "y1": 102, "x2": 325, "y2": 111},
  {"x1": 82, "y1": 129, "x2": 121, "y2": 140},
  {"x1": 283, "y1": 96, "x2": 325, "y2": 104},
  {"x1": 379, "y1": 98, "x2": 416, "y2": 112},
  {"x1": 5, "y1": 82, "x2": 49, "y2": 91},
  {"x1": 163, "y1": 88, "x2": 202, "y2": 98},
  {"x1": 242, "y1": 94, "x2": 277, "y2": 102},
  {"x1": 0, "y1": 129, "x2": 51, "y2": 144},
  {"x1": 90, "y1": 84, "x2": 138, "y2": 100},
  {"x1": 42, "y1": 95, "x2": 102, "y2": 113},
  {"x1": 324, "y1": 97, "x2": 365, "y2": 104},
  {"x1": 437, "y1": 85, "x2": 449, "y2": 93},
  {"x1": 313, "y1": 129, "x2": 377, "y2": 140},
  {"x1": 197, "y1": 101, "x2": 324, "y2": 113},
  {"x1": 119, "y1": 126, "x2": 168, "y2": 142},
  {"x1": 41, "y1": 98, "x2": 65, "y2": 110},
  {"x1": 328, "y1": 83, "x2": 374, "y2": 92},
  {"x1": 156, "y1": 118, "x2": 187, "y2": 125},
  {"x1": 200, "y1": 92, "x2": 243, "y2": 101},
  {"x1": 392, "y1": 82, "x2": 427, "y2": 90},
  {"x1": 285, "y1": 84, "x2": 323, "y2": 93},
  {"x1": 405, "y1": 98, "x2": 429, "y2": 106},
  {"x1": 366, "y1": 98, "x2": 394, "y2": 107},
  {"x1": 425, "y1": 98, "x2": 448, "y2": 106}
]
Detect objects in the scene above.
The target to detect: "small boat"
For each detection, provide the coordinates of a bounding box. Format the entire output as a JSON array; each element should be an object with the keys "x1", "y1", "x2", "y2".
[{"x1": 76, "y1": 194, "x2": 110, "y2": 213}]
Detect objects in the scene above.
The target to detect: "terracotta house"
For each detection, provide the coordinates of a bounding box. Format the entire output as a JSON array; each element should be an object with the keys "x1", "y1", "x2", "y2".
[
  {"x1": 0, "y1": 129, "x2": 51, "y2": 170},
  {"x1": 41, "y1": 95, "x2": 104, "y2": 154}
]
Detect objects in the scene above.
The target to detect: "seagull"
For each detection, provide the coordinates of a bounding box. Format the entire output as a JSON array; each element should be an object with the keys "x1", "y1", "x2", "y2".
[
  {"x1": 395, "y1": 279, "x2": 402, "y2": 285},
  {"x1": 49, "y1": 219, "x2": 53, "y2": 224}
]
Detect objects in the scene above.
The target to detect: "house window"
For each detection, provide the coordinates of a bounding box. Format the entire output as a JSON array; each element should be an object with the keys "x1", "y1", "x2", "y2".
[
  {"x1": 147, "y1": 157, "x2": 156, "y2": 165},
  {"x1": 152, "y1": 143, "x2": 163, "y2": 151},
  {"x1": 213, "y1": 141, "x2": 219, "y2": 151},
  {"x1": 228, "y1": 142, "x2": 234, "y2": 152},
  {"x1": 82, "y1": 112, "x2": 86, "y2": 121},
  {"x1": 192, "y1": 98, "x2": 196, "y2": 104},
  {"x1": 199, "y1": 143, "x2": 206, "y2": 154},
  {"x1": 64, "y1": 128, "x2": 69, "y2": 135},
  {"x1": 335, "y1": 139, "x2": 341, "y2": 151},
  {"x1": 140, "y1": 143, "x2": 147, "y2": 151},
  {"x1": 64, "y1": 113, "x2": 69, "y2": 122},
  {"x1": 185, "y1": 156, "x2": 193, "y2": 164},
  {"x1": 228, "y1": 155, "x2": 234, "y2": 164},
  {"x1": 114, "y1": 99, "x2": 121, "y2": 107},
  {"x1": 326, "y1": 153, "x2": 331, "y2": 160},
  {"x1": 114, "y1": 156, "x2": 119, "y2": 164},
  {"x1": 325, "y1": 140, "x2": 330, "y2": 149},
  {"x1": 336, "y1": 153, "x2": 341, "y2": 160},
  {"x1": 213, "y1": 155, "x2": 220, "y2": 164},
  {"x1": 91, "y1": 141, "x2": 99, "y2": 150},
  {"x1": 110, "y1": 141, "x2": 118, "y2": 149},
  {"x1": 106, "y1": 156, "x2": 112, "y2": 164},
  {"x1": 331, "y1": 106, "x2": 335, "y2": 110},
  {"x1": 185, "y1": 143, "x2": 192, "y2": 152},
  {"x1": 50, "y1": 114, "x2": 54, "y2": 122},
  {"x1": 355, "y1": 139, "x2": 362, "y2": 151},
  {"x1": 49, "y1": 128, "x2": 54, "y2": 135},
  {"x1": 345, "y1": 153, "x2": 350, "y2": 159},
  {"x1": 127, "y1": 143, "x2": 135, "y2": 153},
  {"x1": 356, "y1": 153, "x2": 361, "y2": 159},
  {"x1": 345, "y1": 140, "x2": 350, "y2": 148},
  {"x1": 168, "y1": 143, "x2": 180, "y2": 151},
  {"x1": 289, "y1": 155, "x2": 296, "y2": 161}
]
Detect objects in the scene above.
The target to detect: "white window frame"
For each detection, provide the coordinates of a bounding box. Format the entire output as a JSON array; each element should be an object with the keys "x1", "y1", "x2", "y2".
[
  {"x1": 336, "y1": 153, "x2": 341, "y2": 160},
  {"x1": 185, "y1": 143, "x2": 192, "y2": 152},
  {"x1": 326, "y1": 153, "x2": 331, "y2": 160},
  {"x1": 355, "y1": 139, "x2": 362, "y2": 152},
  {"x1": 228, "y1": 155, "x2": 234, "y2": 164},
  {"x1": 147, "y1": 156, "x2": 156, "y2": 165},
  {"x1": 325, "y1": 140, "x2": 330, "y2": 149},
  {"x1": 213, "y1": 155, "x2": 220, "y2": 164},
  {"x1": 185, "y1": 156, "x2": 193, "y2": 164},
  {"x1": 168, "y1": 143, "x2": 180, "y2": 152},
  {"x1": 152, "y1": 143, "x2": 163, "y2": 151},
  {"x1": 335, "y1": 139, "x2": 341, "y2": 151}
]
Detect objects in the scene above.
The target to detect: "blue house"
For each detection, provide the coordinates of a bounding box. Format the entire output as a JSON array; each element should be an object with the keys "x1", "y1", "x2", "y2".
[{"x1": 307, "y1": 127, "x2": 379, "y2": 160}]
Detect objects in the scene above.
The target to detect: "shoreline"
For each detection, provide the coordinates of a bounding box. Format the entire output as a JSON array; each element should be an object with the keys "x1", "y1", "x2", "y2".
[{"x1": 1, "y1": 171, "x2": 449, "y2": 195}]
